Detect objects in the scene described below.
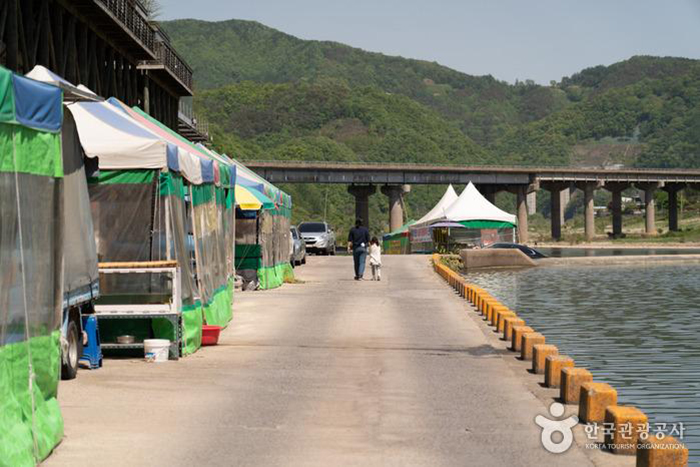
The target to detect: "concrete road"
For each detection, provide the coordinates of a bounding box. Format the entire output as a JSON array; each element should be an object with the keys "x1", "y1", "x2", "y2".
[{"x1": 47, "y1": 255, "x2": 602, "y2": 466}]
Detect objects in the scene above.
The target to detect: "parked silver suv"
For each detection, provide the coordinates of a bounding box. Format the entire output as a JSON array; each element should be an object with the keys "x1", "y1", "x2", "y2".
[
  {"x1": 290, "y1": 227, "x2": 306, "y2": 266},
  {"x1": 298, "y1": 222, "x2": 336, "y2": 255}
]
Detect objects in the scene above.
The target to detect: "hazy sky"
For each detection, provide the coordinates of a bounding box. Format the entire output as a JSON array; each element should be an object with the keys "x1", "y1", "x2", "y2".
[{"x1": 160, "y1": 0, "x2": 700, "y2": 84}]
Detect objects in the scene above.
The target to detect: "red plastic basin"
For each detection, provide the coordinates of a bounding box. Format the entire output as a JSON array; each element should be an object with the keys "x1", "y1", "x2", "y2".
[{"x1": 201, "y1": 325, "x2": 222, "y2": 346}]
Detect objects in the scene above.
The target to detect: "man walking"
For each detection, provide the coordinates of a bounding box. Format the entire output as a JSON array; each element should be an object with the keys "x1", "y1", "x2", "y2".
[{"x1": 347, "y1": 218, "x2": 370, "y2": 280}]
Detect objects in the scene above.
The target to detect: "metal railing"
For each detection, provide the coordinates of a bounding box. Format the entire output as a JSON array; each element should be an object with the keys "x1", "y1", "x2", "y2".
[
  {"x1": 154, "y1": 40, "x2": 193, "y2": 91},
  {"x1": 178, "y1": 100, "x2": 209, "y2": 138},
  {"x1": 95, "y1": 0, "x2": 155, "y2": 51}
]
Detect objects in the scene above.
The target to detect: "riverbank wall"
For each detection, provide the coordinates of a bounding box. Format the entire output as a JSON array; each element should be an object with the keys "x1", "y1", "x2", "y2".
[{"x1": 431, "y1": 254, "x2": 689, "y2": 466}]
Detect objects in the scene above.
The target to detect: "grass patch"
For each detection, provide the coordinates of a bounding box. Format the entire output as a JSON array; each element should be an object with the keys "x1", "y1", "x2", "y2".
[{"x1": 439, "y1": 254, "x2": 463, "y2": 272}]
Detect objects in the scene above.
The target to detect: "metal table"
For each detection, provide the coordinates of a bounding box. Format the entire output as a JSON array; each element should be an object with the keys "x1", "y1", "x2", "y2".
[{"x1": 95, "y1": 263, "x2": 182, "y2": 360}]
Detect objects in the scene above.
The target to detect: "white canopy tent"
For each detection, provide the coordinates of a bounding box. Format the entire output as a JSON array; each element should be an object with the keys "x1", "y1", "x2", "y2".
[
  {"x1": 439, "y1": 182, "x2": 517, "y2": 226},
  {"x1": 413, "y1": 184, "x2": 458, "y2": 226},
  {"x1": 411, "y1": 182, "x2": 517, "y2": 252}
]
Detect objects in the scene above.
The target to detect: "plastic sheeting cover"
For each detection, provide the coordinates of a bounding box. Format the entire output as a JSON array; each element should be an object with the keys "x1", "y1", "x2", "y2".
[
  {"x1": 61, "y1": 111, "x2": 99, "y2": 303},
  {"x1": 0, "y1": 65, "x2": 64, "y2": 465}
]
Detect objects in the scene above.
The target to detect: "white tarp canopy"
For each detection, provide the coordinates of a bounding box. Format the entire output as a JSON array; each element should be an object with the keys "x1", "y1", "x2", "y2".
[
  {"x1": 66, "y1": 100, "x2": 206, "y2": 184},
  {"x1": 26, "y1": 65, "x2": 101, "y2": 102},
  {"x1": 439, "y1": 182, "x2": 517, "y2": 226},
  {"x1": 413, "y1": 184, "x2": 458, "y2": 226},
  {"x1": 25, "y1": 67, "x2": 207, "y2": 185}
]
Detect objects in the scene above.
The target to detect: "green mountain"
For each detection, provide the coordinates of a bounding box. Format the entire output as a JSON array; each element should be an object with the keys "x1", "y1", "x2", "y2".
[
  {"x1": 161, "y1": 18, "x2": 700, "y2": 234},
  {"x1": 198, "y1": 80, "x2": 489, "y2": 233},
  {"x1": 163, "y1": 18, "x2": 570, "y2": 146}
]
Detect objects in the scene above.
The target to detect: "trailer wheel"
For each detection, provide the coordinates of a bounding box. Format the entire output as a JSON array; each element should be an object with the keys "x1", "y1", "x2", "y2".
[{"x1": 61, "y1": 319, "x2": 82, "y2": 380}]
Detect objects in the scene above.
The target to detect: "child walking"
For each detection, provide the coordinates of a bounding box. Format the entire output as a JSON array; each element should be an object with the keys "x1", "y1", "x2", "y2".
[{"x1": 368, "y1": 237, "x2": 382, "y2": 281}]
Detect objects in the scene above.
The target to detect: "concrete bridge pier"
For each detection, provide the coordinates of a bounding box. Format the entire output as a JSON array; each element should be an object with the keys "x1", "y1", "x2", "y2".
[
  {"x1": 605, "y1": 183, "x2": 628, "y2": 238},
  {"x1": 584, "y1": 184, "x2": 596, "y2": 241},
  {"x1": 664, "y1": 183, "x2": 685, "y2": 232},
  {"x1": 636, "y1": 182, "x2": 662, "y2": 236},
  {"x1": 504, "y1": 184, "x2": 535, "y2": 244},
  {"x1": 347, "y1": 184, "x2": 376, "y2": 229},
  {"x1": 542, "y1": 182, "x2": 568, "y2": 240},
  {"x1": 527, "y1": 191, "x2": 537, "y2": 215},
  {"x1": 381, "y1": 184, "x2": 411, "y2": 232},
  {"x1": 575, "y1": 181, "x2": 603, "y2": 241},
  {"x1": 516, "y1": 186, "x2": 529, "y2": 244}
]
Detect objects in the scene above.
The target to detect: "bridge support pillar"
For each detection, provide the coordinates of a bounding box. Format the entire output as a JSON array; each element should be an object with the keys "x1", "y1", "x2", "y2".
[
  {"x1": 516, "y1": 186, "x2": 529, "y2": 244},
  {"x1": 584, "y1": 184, "x2": 596, "y2": 241},
  {"x1": 644, "y1": 187, "x2": 656, "y2": 236},
  {"x1": 381, "y1": 185, "x2": 410, "y2": 232},
  {"x1": 605, "y1": 183, "x2": 628, "y2": 238},
  {"x1": 637, "y1": 182, "x2": 662, "y2": 236},
  {"x1": 527, "y1": 191, "x2": 537, "y2": 215},
  {"x1": 664, "y1": 183, "x2": 685, "y2": 232},
  {"x1": 542, "y1": 183, "x2": 568, "y2": 240},
  {"x1": 612, "y1": 190, "x2": 623, "y2": 237},
  {"x1": 575, "y1": 182, "x2": 602, "y2": 242},
  {"x1": 348, "y1": 184, "x2": 376, "y2": 230}
]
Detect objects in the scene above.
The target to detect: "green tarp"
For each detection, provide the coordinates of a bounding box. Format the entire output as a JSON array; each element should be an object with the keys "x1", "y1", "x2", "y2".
[
  {"x1": 258, "y1": 262, "x2": 294, "y2": 290},
  {"x1": 0, "y1": 66, "x2": 65, "y2": 466},
  {"x1": 458, "y1": 220, "x2": 516, "y2": 229},
  {"x1": 0, "y1": 333, "x2": 64, "y2": 467}
]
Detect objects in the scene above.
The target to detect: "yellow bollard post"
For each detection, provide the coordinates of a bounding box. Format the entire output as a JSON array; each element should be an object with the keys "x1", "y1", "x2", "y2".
[
  {"x1": 503, "y1": 317, "x2": 525, "y2": 342},
  {"x1": 578, "y1": 382, "x2": 617, "y2": 424},
  {"x1": 510, "y1": 325, "x2": 534, "y2": 352},
  {"x1": 544, "y1": 355, "x2": 574, "y2": 388},
  {"x1": 604, "y1": 405, "x2": 648, "y2": 455},
  {"x1": 490, "y1": 305, "x2": 507, "y2": 327},
  {"x1": 560, "y1": 367, "x2": 593, "y2": 404},
  {"x1": 532, "y1": 344, "x2": 558, "y2": 374},
  {"x1": 497, "y1": 311, "x2": 516, "y2": 333},
  {"x1": 521, "y1": 332, "x2": 545, "y2": 361},
  {"x1": 636, "y1": 435, "x2": 688, "y2": 466},
  {"x1": 483, "y1": 299, "x2": 493, "y2": 318}
]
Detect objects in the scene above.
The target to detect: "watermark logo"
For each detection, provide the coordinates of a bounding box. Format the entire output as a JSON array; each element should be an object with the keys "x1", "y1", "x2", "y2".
[{"x1": 535, "y1": 402, "x2": 579, "y2": 454}]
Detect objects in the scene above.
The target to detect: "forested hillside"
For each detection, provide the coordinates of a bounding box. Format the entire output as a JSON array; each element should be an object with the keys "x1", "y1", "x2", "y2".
[
  {"x1": 161, "y1": 18, "x2": 700, "y2": 234},
  {"x1": 163, "y1": 18, "x2": 569, "y2": 146}
]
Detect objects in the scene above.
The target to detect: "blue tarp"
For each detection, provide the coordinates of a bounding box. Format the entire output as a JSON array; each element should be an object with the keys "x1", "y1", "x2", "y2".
[{"x1": 11, "y1": 74, "x2": 63, "y2": 132}]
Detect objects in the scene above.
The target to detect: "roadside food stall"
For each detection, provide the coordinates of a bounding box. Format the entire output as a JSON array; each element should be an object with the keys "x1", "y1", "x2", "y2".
[
  {"x1": 382, "y1": 220, "x2": 416, "y2": 254},
  {"x1": 108, "y1": 100, "x2": 238, "y2": 333},
  {"x1": 232, "y1": 161, "x2": 294, "y2": 290},
  {"x1": 410, "y1": 185, "x2": 458, "y2": 253},
  {"x1": 25, "y1": 65, "x2": 102, "y2": 379},
  {"x1": 67, "y1": 95, "x2": 236, "y2": 357},
  {"x1": 0, "y1": 66, "x2": 65, "y2": 465}
]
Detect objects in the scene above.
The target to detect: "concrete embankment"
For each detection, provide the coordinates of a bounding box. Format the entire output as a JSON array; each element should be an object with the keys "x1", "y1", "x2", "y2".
[
  {"x1": 460, "y1": 248, "x2": 536, "y2": 269},
  {"x1": 433, "y1": 255, "x2": 689, "y2": 466}
]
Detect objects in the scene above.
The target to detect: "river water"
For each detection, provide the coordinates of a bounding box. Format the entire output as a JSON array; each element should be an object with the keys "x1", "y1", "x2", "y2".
[
  {"x1": 537, "y1": 247, "x2": 700, "y2": 258},
  {"x1": 464, "y1": 263, "x2": 700, "y2": 461}
]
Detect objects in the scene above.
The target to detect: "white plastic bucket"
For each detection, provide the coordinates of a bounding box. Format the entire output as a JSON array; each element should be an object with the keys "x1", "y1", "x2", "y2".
[{"x1": 144, "y1": 339, "x2": 170, "y2": 363}]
